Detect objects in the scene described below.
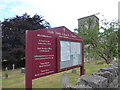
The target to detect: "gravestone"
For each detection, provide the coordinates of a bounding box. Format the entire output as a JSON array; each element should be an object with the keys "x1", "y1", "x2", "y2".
[
  {"x1": 12, "y1": 64, "x2": 15, "y2": 70},
  {"x1": 62, "y1": 72, "x2": 70, "y2": 88},
  {"x1": 5, "y1": 67, "x2": 8, "y2": 71},
  {"x1": 5, "y1": 73, "x2": 8, "y2": 79},
  {"x1": 84, "y1": 69, "x2": 86, "y2": 75},
  {"x1": 71, "y1": 68, "x2": 76, "y2": 74},
  {"x1": 21, "y1": 68, "x2": 25, "y2": 74}
]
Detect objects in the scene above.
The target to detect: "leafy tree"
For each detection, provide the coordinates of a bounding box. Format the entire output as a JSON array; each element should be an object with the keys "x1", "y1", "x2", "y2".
[
  {"x1": 75, "y1": 18, "x2": 118, "y2": 64},
  {"x1": 0, "y1": 22, "x2": 2, "y2": 63},
  {"x1": 75, "y1": 17, "x2": 99, "y2": 61},
  {"x1": 97, "y1": 20, "x2": 118, "y2": 64},
  {"x1": 2, "y1": 13, "x2": 51, "y2": 66}
]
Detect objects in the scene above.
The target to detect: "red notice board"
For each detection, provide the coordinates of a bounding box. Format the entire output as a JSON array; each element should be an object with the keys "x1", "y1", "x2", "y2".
[{"x1": 26, "y1": 26, "x2": 84, "y2": 88}]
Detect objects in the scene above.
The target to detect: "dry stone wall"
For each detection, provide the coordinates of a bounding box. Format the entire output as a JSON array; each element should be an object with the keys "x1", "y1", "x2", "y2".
[{"x1": 66, "y1": 62, "x2": 119, "y2": 89}]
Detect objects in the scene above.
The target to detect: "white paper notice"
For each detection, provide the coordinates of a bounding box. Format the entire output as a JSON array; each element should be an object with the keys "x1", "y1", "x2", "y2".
[
  {"x1": 72, "y1": 54, "x2": 78, "y2": 65},
  {"x1": 60, "y1": 41, "x2": 70, "y2": 61},
  {"x1": 71, "y1": 42, "x2": 80, "y2": 54}
]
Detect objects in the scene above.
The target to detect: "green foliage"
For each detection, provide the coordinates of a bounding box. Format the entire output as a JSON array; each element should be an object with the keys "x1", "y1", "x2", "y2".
[
  {"x1": 75, "y1": 17, "x2": 118, "y2": 64},
  {"x1": 75, "y1": 17, "x2": 100, "y2": 61},
  {"x1": 2, "y1": 13, "x2": 51, "y2": 66},
  {"x1": 97, "y1": 20, "x2": 118, "y2": 63},
  {"x1": 76, "y1": 18, "x2": 99, "y2": 45}
]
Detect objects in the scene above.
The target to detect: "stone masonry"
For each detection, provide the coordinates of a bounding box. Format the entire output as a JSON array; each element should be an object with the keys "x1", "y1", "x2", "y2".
[{"x1": 65, "y1": 62, "x2": 119, "y2": 89}]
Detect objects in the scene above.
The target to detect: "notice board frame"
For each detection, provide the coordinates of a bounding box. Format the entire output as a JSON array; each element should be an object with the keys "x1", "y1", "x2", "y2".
[
  {"x1": 25, "y1": 26, "x2": 85, "y2": 89},
  {"x1": 57, "y1": 37, "x2": 84, "y2": 75}
]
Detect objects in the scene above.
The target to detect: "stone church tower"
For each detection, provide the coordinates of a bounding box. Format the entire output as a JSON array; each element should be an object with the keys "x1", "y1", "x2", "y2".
[{"x1": 78, "y1": 15, "x2": 99, "y2": 30}]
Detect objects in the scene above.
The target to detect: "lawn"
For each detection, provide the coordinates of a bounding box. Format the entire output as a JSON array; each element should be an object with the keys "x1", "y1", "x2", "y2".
[
  {"x1": 2, "y1": 60, "x2": 107, "y2": 88},
  {"x1": 0, "y1": 70, "x2": 2, "y2": 89}
]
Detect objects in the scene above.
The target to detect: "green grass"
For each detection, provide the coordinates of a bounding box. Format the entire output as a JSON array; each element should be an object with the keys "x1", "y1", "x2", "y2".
[
  {"x1": 0, "y1": 70, "x2": 2, "y2": 89},
  {"x1": 2, "y1": 60, "x2": 107, "y2": 88}
]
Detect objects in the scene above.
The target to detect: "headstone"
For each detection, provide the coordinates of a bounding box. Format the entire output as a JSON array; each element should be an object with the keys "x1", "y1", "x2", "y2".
[
  {"x1": 84, "y1": 69, "x2": 86, "y2": 75},
  {"x1": 5, "y1": 73, "x2": 8, "y2": 79},
  {"x1": 12, "y1": 64, "x2": 15, "y2": 70},
  {"x1": 5, "y1": 67, "x2": 8, "y2": 71},
  {"x1": 62, "y1": 72, "x2": 70, "y2": 88},
  {"x1": 21, "y1": 68, "x2": 25, "y2": 74},
  {"x1": 71, "y1": 68, "x2": 76, "y2": 74}
]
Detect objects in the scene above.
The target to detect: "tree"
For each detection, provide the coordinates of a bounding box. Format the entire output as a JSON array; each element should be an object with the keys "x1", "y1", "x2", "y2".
[
  {"x1": 2, "y1": 13, "x2": 51, "y2": 67},
  {"x1": 97, "y1": 20, "x2": 118, "y2": 64},
  {"x1": 75, "y1": 17, "x2": 99, "y2": 61},
  {"x1": 75, "y1": 18, "x2": 118, "y2": 64}
]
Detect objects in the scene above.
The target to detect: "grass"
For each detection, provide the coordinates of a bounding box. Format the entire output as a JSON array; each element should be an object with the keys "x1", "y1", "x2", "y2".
[
  {"x1": 2, "y1": 60, "x2": 107, "y2": 88},
  {"x1": 0, "y1": 70, "x2": 2, "y2": 89}
]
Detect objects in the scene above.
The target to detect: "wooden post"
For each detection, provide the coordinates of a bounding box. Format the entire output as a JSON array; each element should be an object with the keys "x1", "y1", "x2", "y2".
[
  {"x1": 26, "y1": 31, "x2": 33, "y2": 89},
  {"x1": 80, "y1": 66, "x2": 84, "y2": 76},
  {"x1": 80, "y1": 40, "x2": 84, "y2": 76}
]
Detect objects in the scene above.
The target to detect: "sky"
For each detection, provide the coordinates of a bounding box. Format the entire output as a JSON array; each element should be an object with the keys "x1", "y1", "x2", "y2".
[{"x1": 0, "y1": 0, "x2": 119, "y2": 31}]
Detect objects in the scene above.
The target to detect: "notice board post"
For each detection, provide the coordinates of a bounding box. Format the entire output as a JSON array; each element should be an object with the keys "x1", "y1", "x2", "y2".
[
  {"x1": 26, "y1": 31, "x2": 32, "y2": 89},
  {"x1": 80, "y1": 43, "x2": 84, "y2": 76},
  {"x1": 26, "y1": 26, "x2": 84, "y2": 89}
]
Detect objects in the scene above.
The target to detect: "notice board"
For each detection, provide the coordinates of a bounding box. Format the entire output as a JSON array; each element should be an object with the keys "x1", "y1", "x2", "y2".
[
  {"x1": 59, "y1": 40, "x2": 82, "y2": 69},
  {"x1": 26, "y1": 26, "x2": 84, "y2": 88}
]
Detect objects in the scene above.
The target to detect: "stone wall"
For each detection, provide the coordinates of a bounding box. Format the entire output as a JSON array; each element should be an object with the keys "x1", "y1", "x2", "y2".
[{"x1": 66, "y1": 62, "x2": 119, "y2": 89}]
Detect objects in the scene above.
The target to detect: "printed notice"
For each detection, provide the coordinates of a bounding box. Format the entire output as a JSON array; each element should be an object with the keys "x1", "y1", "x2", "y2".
[
  {"x1": 60, "y1": 40, "x2": 82, "y2": 69},
  {"x1": 71, "y1": 42, "x2": 80, "y2": 65},
  {"x1": 71, "y1": 42, "x2": 80, "y2": 54},
  {"x1": 60, "y1": 41, "x2": 70, "y2": 61},
  {"x1": 72, "y1": 54, "x2": 78, "y2": 65}
]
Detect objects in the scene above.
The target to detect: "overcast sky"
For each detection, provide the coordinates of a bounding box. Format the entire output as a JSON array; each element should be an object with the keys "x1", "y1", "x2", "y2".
[{"x1": 0, "y1": 0, "x2": 119, "y2": 31}]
